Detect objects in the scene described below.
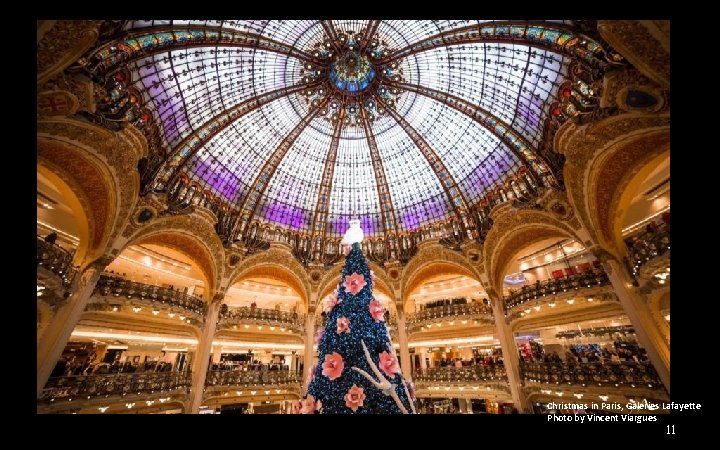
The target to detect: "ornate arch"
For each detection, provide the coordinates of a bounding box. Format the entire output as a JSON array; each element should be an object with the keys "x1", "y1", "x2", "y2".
[
  {"x1": 483, "y1": 208, "x2": 582, "y2": 295},
  {"x1": 401, "y1": 243, "x2": 481, "y2": 310},
  {"x1": 122, "y1": 214, "x2": 225, "y2": 296},
  {"x1": 557, "y1": 113, "x2": 670, "y2": 256},
  {"x1": 38, "y1": 117, "x2": 146, "y2": 266},
  {"x1": 402, "y1": 261, "x2": 480, "y2": 313},
  {"x1": 227, "y1": 247, "x2": 312, "y2": 308},
  {"x1": 590, "y1": 133, "x2": 669, "y2": 255}
]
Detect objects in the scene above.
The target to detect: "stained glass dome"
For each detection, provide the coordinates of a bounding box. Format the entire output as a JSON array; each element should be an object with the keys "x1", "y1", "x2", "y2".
[{"x1": 119, "y1": 20, "x2": 600, "y2": 241}]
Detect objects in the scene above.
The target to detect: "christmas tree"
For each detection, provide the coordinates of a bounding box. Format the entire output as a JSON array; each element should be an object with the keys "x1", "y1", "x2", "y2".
[{"x1": 299, "y1": 220, "x2": 416, "y2": 414}]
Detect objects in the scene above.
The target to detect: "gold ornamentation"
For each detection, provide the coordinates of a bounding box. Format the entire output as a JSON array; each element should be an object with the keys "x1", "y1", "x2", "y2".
[
  {"x1": 38, "y1": 118, "x2": 145, "y2": 265},
  {"x1": 557, "y1": 113, "x2": 669, "y2": 255},
  {"x1": 37, "y1": 20, "x2": 101, "y2": 85},
  {"x1": 124, "y1": 214, "x2": 226, "y2": 294},
  {"x1": 37, "y1": 90, "x2": 79, "y2": 117},
  {"x1": 228, "y1": 247, "x2": 312, "y2": 306},
  {"x1": 597, "y1": 20, "x2": 670, "y2": 88}
]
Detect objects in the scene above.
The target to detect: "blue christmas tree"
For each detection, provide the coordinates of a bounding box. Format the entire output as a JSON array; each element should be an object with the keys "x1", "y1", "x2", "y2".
[{"x1": 302, "y1": 220, "x2": 415, "y2": 414}]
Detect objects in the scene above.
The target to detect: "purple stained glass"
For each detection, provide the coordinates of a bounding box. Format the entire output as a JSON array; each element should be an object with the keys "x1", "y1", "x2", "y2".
[
  {"x1": 121, "y1": 20, "x2": 571, "y2": 238},
  {"x1": 192, "y1": 157, "x2": 242, "y2": 201},
  {"x1": 516, "y1": 100, "x2": 540, "y2": 129},
  {"x1": 261, "y1": 202, "x2": 309, "y2": 230}
]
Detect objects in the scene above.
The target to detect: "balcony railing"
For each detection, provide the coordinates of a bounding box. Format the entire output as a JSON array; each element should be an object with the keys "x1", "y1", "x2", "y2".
[
  {"x1": 92, "y1": 275, "x2": 207, "y2": 317},
  {"x1": 37, "y1": 237, "x2": 76, "y2": 284},
  {"x1": 521, "y1": 361, "x2": 663, "y2": 389},
  {"x1": 39, "y1": 371, "x2": 192, "y2": 403},
  {"x1": 626, "y1": 223, "x2": 670, "y2": 276},
  {"x1": 504, "y1": 270, "x2": 611, "y2": 311},
  {"x1": 408, "y1": 303, "x2": 493, "y2": 331},
  {"x1": 218, "y1": 306, "x2": 304, "y2": 333},
  {"x1": 205, "y1": 370, "x2": 300, "y2": 387},
  {"x1": 414, "y1": 365, "x2": 508, "y2": 383}
]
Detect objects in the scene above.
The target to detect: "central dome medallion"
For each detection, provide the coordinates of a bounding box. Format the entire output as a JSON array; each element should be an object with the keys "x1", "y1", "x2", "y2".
[
  {"x1": 299, "y1": 28, "x2": 404, "y2": 126},
  {"x1": 329, "y1": 51, "x2": 376, "y2": 94}
]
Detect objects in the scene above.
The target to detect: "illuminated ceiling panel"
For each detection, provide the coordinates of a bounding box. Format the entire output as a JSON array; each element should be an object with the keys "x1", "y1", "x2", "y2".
[{"x1": 126, "y1": 20, "x2": 577, "y2": 236}]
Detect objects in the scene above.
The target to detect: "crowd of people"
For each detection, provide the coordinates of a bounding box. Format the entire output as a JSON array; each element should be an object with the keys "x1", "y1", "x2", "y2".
[
  {"x1": 520, "y1": 340, "x2": 649, "y2": 366},
  {"x1": 50, "y1": 358, "x2": 175, "y2": 378}
]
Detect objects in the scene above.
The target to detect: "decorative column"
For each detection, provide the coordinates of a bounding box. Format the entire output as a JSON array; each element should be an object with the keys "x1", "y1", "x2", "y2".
[
  {"x1": 396, "y1": 306, "x2": 412, "y2": 376},
  {"x1": 602, "y1": 257, "x2": 670, "y2": 391},
  {"x1": 303, "y1": 309, "x2": 316, "y2": 391},
  {"x1": 188, "y1": 297, "x2": 221, "y2": 413},
  {"x1": 37, "y1": 257, "x2": 108, "y2": 397},
  {"x1": 491, "y1": 295, "x2": 529, "y2": 413}
]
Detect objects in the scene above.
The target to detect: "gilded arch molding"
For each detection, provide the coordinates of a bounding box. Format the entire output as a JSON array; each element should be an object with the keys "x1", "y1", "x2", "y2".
[
  {"x1": 38, "y1": 117, "x2": 146, "y2": 266},
  {"x1": 402, "y1": 261, "x2": 480, "y2": 313},
  {"x1": 589, "y1": 131, "x2": 670, "y2": 254},
  {"x1": 123, "y1": 215, "x2": 226, "y2": 295},
  {"x1": 401, "y1": 243, "x2": 481, "y2": 306},
  {"x1": 556, "y1": 113, "x2": 670, "y2": 256},
  {"x1": 483, "y1": 209, "x2": 582, "y2": 294},
  {"x1": 227, "y1": 247, "x2": 312, "y2": 308},
  {"x1": 37, "y1": 137, "x2": 116, "y2": 266}
]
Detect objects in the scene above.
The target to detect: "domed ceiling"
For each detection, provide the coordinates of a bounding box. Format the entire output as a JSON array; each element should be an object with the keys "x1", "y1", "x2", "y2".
[{"x1": 114, "y1": 20, "x2": 607, "y2": 242}]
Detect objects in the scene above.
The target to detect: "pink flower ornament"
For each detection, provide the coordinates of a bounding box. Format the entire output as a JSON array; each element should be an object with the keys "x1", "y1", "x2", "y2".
[
  {"x1": 336, "y1": 317, "x2": 350, "y2": 334},
  {"x1": 322, "y1": 352, "x2": 345, "y2": 380},
  {"x1": 300, "y1": 395, "x2": 322, "y2": 414},
  {"x1": 344, "y1": 273, "x2": 367, "y2": 296},
  {"x1": 368, "y1": 299, "x2": 385, "y2": 322},
  {"x1": 344, "y1": 384, "x2": 366, "y2": 412},
  {"x1": 379, "y1": 351, "x2": 401, "y2": 378},
  {"x1": 342, "y1": 244, "x2": 351, "y2": 256}
]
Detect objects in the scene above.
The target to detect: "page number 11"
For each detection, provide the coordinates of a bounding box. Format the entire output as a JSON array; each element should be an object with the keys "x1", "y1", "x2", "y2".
[{"x1": 667, "y1": 425, "x2": 675, "y2": 435}]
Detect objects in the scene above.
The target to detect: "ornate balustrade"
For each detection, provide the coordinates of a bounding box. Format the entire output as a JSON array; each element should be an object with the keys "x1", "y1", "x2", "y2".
[
  {"x1": 205, "y1": 370, "x2": 300, "y2": 388},
  {"x1": 39, "y1": 371, "x2": 192, "y2": 403},
  {"x1": 218, "y1": 306, "x2": 304, "y2": 333},
  {"x1": 414, "y1": 365, "x2": 507, "y2": 383},
  {"x1": 504, "y1": 270, "x2": 611, "y2": 311},
  {"x1": 90, "y1": 275, "x2": 207, "y2": 320},
  {"x1": 521, "y1": 361, "x2": 662, "y2": 389},
  {"x1": 37, "y1": 237, "x2": 76, "y2": 285},
  {"x1": 626, "y1": 223, "x2": 670, "y2": 276},
  {"x1": 408, "y1": 303, "x2": 494, "y2": 332}
]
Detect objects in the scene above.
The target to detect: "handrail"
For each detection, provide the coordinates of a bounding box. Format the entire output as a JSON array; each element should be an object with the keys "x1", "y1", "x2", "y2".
[
  {"x1": 626, "y1": 223, "x2": 670, "y2": 276},
  {"x1": 521, "y1": 361, "x2": 662, "y2": 388},
  {"x1": 504, "y1": 270, "x2": 610, "y2": 311},
  {"x1": 39, "y1": 371, "x2": 192, "y2": 403},
  {"x1": 414, "y1": 365, "x2": 508, "y2": 383},
  {"x1": 408, "y1": 303, "x2": 493, "y2": 326},
  {"x1": 37, "y1": 237, "x2": 76, "y2": 284},
  {"x1": 218, "y1": 306, "x2": 304, "y2": 332},
  {"x1": 204, "y1": 369, "x2": 300, "y2": 387},
  {"x1": 93, "y1": 275, "x2": 207, "y2": 317}
]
